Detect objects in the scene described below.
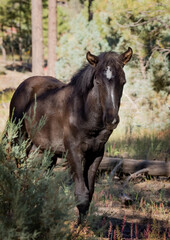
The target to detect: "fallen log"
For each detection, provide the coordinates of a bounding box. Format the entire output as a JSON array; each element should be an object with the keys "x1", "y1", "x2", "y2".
[{"x1": 99, "y1": 157, "x2": 170, "y2": 177}]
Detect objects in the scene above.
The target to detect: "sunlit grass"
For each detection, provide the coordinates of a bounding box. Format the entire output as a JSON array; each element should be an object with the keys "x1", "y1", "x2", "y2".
[
  {"x1": 107, "y1": 121, "x2": 170, "y2": 160},
  {"x1": 0, "y1": 89, "x2": 14, "y2": 103}
]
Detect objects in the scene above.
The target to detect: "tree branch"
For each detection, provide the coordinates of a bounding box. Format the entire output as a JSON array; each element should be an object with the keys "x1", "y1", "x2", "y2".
[
  {"x1": 110, "y1": 160, "x2": 123, "y2": 179},
  {"x1": 123, "y1": 168, "x2": 149, "y2": 188}
]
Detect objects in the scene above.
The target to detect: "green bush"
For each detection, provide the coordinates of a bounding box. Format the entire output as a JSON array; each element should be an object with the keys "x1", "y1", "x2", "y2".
[
  {"x1": 150, "y1": 52, "x2": 170, "y2": 94},
  {"x1": 55, "y1": 14, "x2": 111, "y2": 81},
  {"x1": 0, "y1": 119, "x2": 76, "y2": 240}
]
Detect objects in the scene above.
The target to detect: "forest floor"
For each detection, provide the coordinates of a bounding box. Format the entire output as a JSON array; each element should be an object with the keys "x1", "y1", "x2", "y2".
[
  {"x1": 0, "y1": 59, "x2": 169, "y2": 239},
  {"x1": 73, "y1": 176, "x2": 170, "y2": 239}
]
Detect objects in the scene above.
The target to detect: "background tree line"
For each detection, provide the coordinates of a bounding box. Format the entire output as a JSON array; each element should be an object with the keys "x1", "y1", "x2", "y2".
[{"x1": 0, "y1": 0, "x2": 169, "y2": 93}]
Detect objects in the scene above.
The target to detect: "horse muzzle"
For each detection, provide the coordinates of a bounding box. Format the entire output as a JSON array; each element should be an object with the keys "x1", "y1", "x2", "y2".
[{"x1": 105, "y1": 108, "x2": 120, "y2": 126}]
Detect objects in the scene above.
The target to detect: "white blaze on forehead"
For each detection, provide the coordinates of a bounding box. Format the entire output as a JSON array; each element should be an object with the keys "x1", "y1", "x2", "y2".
[
  {"x1": 105, "y1": 66, "x2": 112, "y2": 80},
  {"x1": 111, "y1": 90, "x2": 116, "y2": 109}
]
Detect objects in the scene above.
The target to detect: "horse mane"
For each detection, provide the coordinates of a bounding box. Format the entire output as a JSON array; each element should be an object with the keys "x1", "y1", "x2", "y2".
[{"x1": 69, "y1": 63, "x2": 95, "y2": 95}]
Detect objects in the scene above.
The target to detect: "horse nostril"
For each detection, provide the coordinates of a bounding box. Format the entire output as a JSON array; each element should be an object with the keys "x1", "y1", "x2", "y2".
[
  {"x1": 112, "y1": 118, "x2": 117, "y2": 125},
  {"x1": 105, "y1": 108, "x2": 119, "y2": 125},
  {"x1": 112, "y1": 116, "x2": 119, "y2": 125}
]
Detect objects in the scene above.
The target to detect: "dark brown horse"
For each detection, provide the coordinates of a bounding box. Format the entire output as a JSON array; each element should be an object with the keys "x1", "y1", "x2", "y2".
[{"x1": 9, "y1": 47, "x2": 133, "y2": 223}]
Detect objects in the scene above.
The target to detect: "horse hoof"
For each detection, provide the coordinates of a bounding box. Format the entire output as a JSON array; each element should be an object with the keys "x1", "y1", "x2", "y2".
[{"x1": 77, "y1": 213, "x2": 87, "y2": 225}]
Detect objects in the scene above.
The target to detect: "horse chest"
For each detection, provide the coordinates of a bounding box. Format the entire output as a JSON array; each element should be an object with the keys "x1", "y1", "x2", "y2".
[{"x1": 81, "y1": 128, "x2": 112, "y2": 153}]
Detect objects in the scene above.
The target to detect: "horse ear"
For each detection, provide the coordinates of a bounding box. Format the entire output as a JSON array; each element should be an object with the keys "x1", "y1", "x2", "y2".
[
  {"x1": 86, "y1": 51, "x2": 99, "y2": 67},
  {"x1": 120, "y1": 47, "x2": 133, "y2": 65}
]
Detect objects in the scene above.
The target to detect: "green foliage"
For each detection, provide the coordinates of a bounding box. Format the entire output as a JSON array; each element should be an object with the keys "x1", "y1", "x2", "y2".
[
  {"x1": 57, "y1": 6, "x2": 70, "y2": 39},
  {"x1": 0, "y1": 0, "x2": 70, "y2": 59},
  {"x1": 150, "y1": 52, "x2": 170, "y2": 93},
  {"x1": 55, "y1": 14, "x2": 111, "y2": 81},
  {"x1": 0, "y1": 89, "x2": 14, "y2": 104},
  {"x1": 0, "y1": 119, "x2": 75, "y2": 239},
  {"x1": 0, "y1": 0, "x2": 32, "y2": 57}
]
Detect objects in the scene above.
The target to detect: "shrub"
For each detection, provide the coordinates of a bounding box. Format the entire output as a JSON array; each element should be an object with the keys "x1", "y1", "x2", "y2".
[
  {"x1": 0, "y1": 119, "x2": 75, "y2": 240},
  {"x1": 149, "y1": 52, "x2": 170, "y2": 94}
]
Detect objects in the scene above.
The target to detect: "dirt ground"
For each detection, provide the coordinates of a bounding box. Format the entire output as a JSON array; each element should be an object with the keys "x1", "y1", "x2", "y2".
[{"x1": 0, "y1": 59, "x2": 169, "y2": 239}]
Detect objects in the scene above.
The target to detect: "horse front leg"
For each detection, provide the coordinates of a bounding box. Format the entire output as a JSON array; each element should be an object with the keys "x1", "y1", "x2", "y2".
[
  {"x1": 66, "y1": 147, "x2": 90, "y2": 224},
  {"x1": 87, "y1": 148, "x2": 104, "y2": 203}
]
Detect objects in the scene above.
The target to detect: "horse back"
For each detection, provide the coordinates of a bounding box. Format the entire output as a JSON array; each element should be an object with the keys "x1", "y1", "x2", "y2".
[{"x1": 9, "y1": 76, "x2": 65, "y2": 122}]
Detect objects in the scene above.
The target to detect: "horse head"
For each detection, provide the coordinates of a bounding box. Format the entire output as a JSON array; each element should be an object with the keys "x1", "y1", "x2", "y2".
[{"x1": 86, "y1": 47, "x2": 133, "y2": 127}]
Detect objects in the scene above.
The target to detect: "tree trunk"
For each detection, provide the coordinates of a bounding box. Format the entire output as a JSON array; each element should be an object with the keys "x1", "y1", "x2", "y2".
[
  {"x1": 31, "y1": 0, "x2": 44, "y2": 75},
  {"x1": 139, "y1": 56, "x2": 146, "y2": 80},
  {"x1": 0, "y1": 45, "x2": 6, "y2": 62},
  {"x1": 88, "y1": 0, "x2": 93, "y2": 21},
  {"x1": 18, "y1": 37, "x2": 23, "y2": 62},
  {"x1": 47, "y1": 0, "x2": 57, "y2": 77},
  {"x1": 99, "y1": 157, "x2": 170, "y2": 177}
]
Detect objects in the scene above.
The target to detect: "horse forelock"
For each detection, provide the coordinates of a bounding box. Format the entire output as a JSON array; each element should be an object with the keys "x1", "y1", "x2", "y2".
[{"x1": 97, "y1": 51, "x2": 122, "y2": 68}]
